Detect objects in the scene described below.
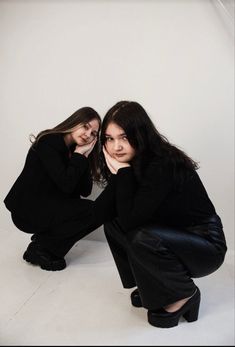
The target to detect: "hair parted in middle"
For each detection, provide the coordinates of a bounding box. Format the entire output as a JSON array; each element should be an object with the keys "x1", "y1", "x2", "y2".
[
  {"x1": 100, "y1": 101, "x2": 199, "y2": 188},
  {"x1": 30, "y1": 107, "x2": 102, "y2": 183}
]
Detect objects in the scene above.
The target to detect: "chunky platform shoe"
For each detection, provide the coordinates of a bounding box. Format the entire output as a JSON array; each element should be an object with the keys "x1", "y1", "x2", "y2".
[
  {"x1": 148, "y1": 287, "x2": 201, "y2": 328},
  {"x1": 23, "y1": 241, "x2": 66, "y2": 271},
  {"x1": 131, "y1": 289, "x2": 143, "y2": 307}
]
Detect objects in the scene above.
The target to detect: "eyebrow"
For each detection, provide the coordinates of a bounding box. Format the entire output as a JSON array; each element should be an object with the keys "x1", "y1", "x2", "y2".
[
  {"x1": 105, "y1": 132, "x2": 126, "y2": 136},
  {"x1": 87, "y1": 122, "x2": 98, "y2": 131}
]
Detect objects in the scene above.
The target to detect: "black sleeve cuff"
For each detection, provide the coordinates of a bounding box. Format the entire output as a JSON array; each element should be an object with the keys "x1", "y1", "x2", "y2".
[
  {"x1": 70, "y1": 153, "x2": 89, "y2": 168},
  {"x1": 117, "y1": 166, "x2": 132, "y2": 175}
]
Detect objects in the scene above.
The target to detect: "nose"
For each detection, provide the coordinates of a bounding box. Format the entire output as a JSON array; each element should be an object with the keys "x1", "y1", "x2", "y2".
[
  {"x1": 114, "y1": 140, "x2": 122, "y2": 151},
  {"x1": 85, "y1": 129, "x2": 92, "y2": 138}
]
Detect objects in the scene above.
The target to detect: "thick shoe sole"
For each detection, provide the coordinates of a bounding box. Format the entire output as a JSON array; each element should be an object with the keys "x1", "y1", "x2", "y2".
[
  {"x1": 23, "y1": 249, "x2": 66, "y2": 271},
  {"x1": 131, "y1": 289, "x2": 143, "y2": 308},
  {"x1": 148, "y1": 289, "x2": 201, "y2": 328},
  {"x1": 147, "y1": 300, "x2": 200, "y2": 328},
  {"x1": 131, "y1": 296, "x2": 143, "y2": 308}
]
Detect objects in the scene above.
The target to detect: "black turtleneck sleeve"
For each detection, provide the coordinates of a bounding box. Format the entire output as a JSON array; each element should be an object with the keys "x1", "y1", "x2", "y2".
[
  {"x1": 115, "y1": 162, "x2": 173, "y2": 231},
  {"x1": 36, "y1": 134, "x2": 92, "y2": 195}
]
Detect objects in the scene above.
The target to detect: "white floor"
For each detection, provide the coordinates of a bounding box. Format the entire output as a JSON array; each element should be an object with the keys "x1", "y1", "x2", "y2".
[{"x1": 0, "y1": 227, "x2": 234, "y2": 346}]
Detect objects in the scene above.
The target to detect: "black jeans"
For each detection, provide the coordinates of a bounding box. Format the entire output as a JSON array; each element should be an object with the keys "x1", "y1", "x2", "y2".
[{"x1": 104, "y1": 214, "x2": 227, "y2": 310}]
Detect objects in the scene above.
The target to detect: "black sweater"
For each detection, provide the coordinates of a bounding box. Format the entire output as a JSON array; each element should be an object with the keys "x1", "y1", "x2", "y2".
[
  {"x1": 98, "y1": 159, "x2": 217, "y2": 231},
  {"x1": 4, "y1": 134, "x2": 92, "y2": 229}
]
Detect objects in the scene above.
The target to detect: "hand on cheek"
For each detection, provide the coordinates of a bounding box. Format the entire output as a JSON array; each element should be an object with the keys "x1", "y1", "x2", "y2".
[
  {"x1": 103, "y1": 146, "x2": 130, "y2": 174},
  {"x1": 74, "y1": 138, "x2": 97, "y2": 157}
]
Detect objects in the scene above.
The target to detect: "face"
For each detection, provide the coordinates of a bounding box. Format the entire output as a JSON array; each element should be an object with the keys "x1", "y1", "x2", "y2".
[
  {"x1": 104, "y1": 122, "x2": 136, "y2": 163},
  {"x1": 71, "y1": 118, "x2": 100, "y2": 145}
]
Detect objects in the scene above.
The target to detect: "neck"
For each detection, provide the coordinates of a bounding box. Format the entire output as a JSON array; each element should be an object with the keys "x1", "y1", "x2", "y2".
[{"x1": 63, "y1": 133, "x2": 73, "y2": 147}]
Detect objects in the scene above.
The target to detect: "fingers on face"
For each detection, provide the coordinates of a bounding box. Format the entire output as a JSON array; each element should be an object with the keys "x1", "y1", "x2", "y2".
[{"x1": 102, "y1": 146, "x2": 108, "y2": 156}]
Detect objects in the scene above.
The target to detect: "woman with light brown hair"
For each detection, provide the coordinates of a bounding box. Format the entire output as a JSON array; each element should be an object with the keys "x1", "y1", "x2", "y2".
[{"x1": 4, "y1": 107, "x2": 101, "y2": 271}]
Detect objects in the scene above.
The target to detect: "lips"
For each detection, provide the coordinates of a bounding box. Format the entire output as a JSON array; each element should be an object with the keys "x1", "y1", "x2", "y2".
[
  {"x1": 115, "y1": 153, "x2": 126, "y2": 158},
  {"x1": 81, "y1": 137, "x2": 89, "y2": 143}
]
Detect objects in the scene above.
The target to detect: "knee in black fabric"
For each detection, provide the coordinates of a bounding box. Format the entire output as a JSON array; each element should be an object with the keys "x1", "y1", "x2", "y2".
[
  {"x1": 11, "y1": 213, "x2": 43, "y2": 234},
  {"x1": 134, "y1": 224, "x2": 225, "y2": 279},
  {"x1": 104, "y1": 219, "x2": 124, "y2": 236},
  {"x1": 127, "y1": 227, "x2": 167, "y2": 255}
]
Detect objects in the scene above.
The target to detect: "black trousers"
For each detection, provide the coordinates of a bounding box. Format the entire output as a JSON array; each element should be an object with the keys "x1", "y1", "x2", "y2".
[
  {"x1": 104, "y1": 214, "x2": 227, "y2": 310},
  {"x1": 11, "y1": 188, "x2": 117, "y2": 257}
]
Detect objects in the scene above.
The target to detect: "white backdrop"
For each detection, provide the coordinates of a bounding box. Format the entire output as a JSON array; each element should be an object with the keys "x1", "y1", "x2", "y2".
[{"x1": 0, "y1": 0, "x2": 234, "y2": 249}]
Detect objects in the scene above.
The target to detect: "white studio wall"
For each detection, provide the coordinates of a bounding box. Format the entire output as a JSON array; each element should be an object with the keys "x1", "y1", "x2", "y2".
[{"x1": 0, "y1": 0, "x2": 234, "y2": 247}]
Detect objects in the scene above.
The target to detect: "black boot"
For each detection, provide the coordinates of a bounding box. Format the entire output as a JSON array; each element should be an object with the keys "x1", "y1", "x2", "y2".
[{"x1": 23, "y1": 241, "x2": 66, "y2": 271}]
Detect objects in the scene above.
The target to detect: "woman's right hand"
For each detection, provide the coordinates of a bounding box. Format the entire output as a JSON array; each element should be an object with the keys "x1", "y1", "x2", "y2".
[
  {"x1": 103, "y1": 146, "x2": 130, "y2": 174},
  {"x1": 74, "y1": 138, "x2": 97, "y2": 158}
]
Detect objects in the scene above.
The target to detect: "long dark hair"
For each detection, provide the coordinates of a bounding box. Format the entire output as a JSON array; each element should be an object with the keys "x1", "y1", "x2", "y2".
[
  {"x1": 100, "y1": 101, "x2": 199, "y2": 188},
  {"x1": 30, "y1": 107, "x2": 102, "y2": 183}
]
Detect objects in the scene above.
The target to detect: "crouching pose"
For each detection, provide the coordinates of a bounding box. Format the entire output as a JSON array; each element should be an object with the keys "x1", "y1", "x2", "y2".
[
  {"x1": 98, "y1": 100, "x2": 227, "y2": 328},
  {"x1": 4, "y1": 107, "x2": 101, "y2": 271}
]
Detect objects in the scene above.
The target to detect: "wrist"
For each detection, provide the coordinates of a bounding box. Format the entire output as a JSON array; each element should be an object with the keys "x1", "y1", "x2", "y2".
[
  {"x1": 118, "y1": 163, "x2": 130, "y2": 170},
  {"x1": 72, "y1": 151, "x2": 86, "y2": 159},
  {"x1": 74, "y1": 148, "x2": 85, "y2": 155},
  {"x1": 117, "y1": 165, "x2": 131, "y2": 173}
]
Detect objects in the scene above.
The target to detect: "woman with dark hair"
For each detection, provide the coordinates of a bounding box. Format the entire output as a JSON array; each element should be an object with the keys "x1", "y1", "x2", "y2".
[
  {"x1": 97, "y1": 100, "x2": 227, "y2": 328},
  {"x1": 4, "y1": 107, "x2": 101, "y2": 271}
]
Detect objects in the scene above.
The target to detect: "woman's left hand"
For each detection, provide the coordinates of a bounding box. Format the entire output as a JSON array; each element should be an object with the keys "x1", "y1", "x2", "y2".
[
  {"x1": 103, "y1": 146, "x2": 130, "y2": 174},
  {"x1": 74, "y1": 138, "x2": 97, "y2": 158}
]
